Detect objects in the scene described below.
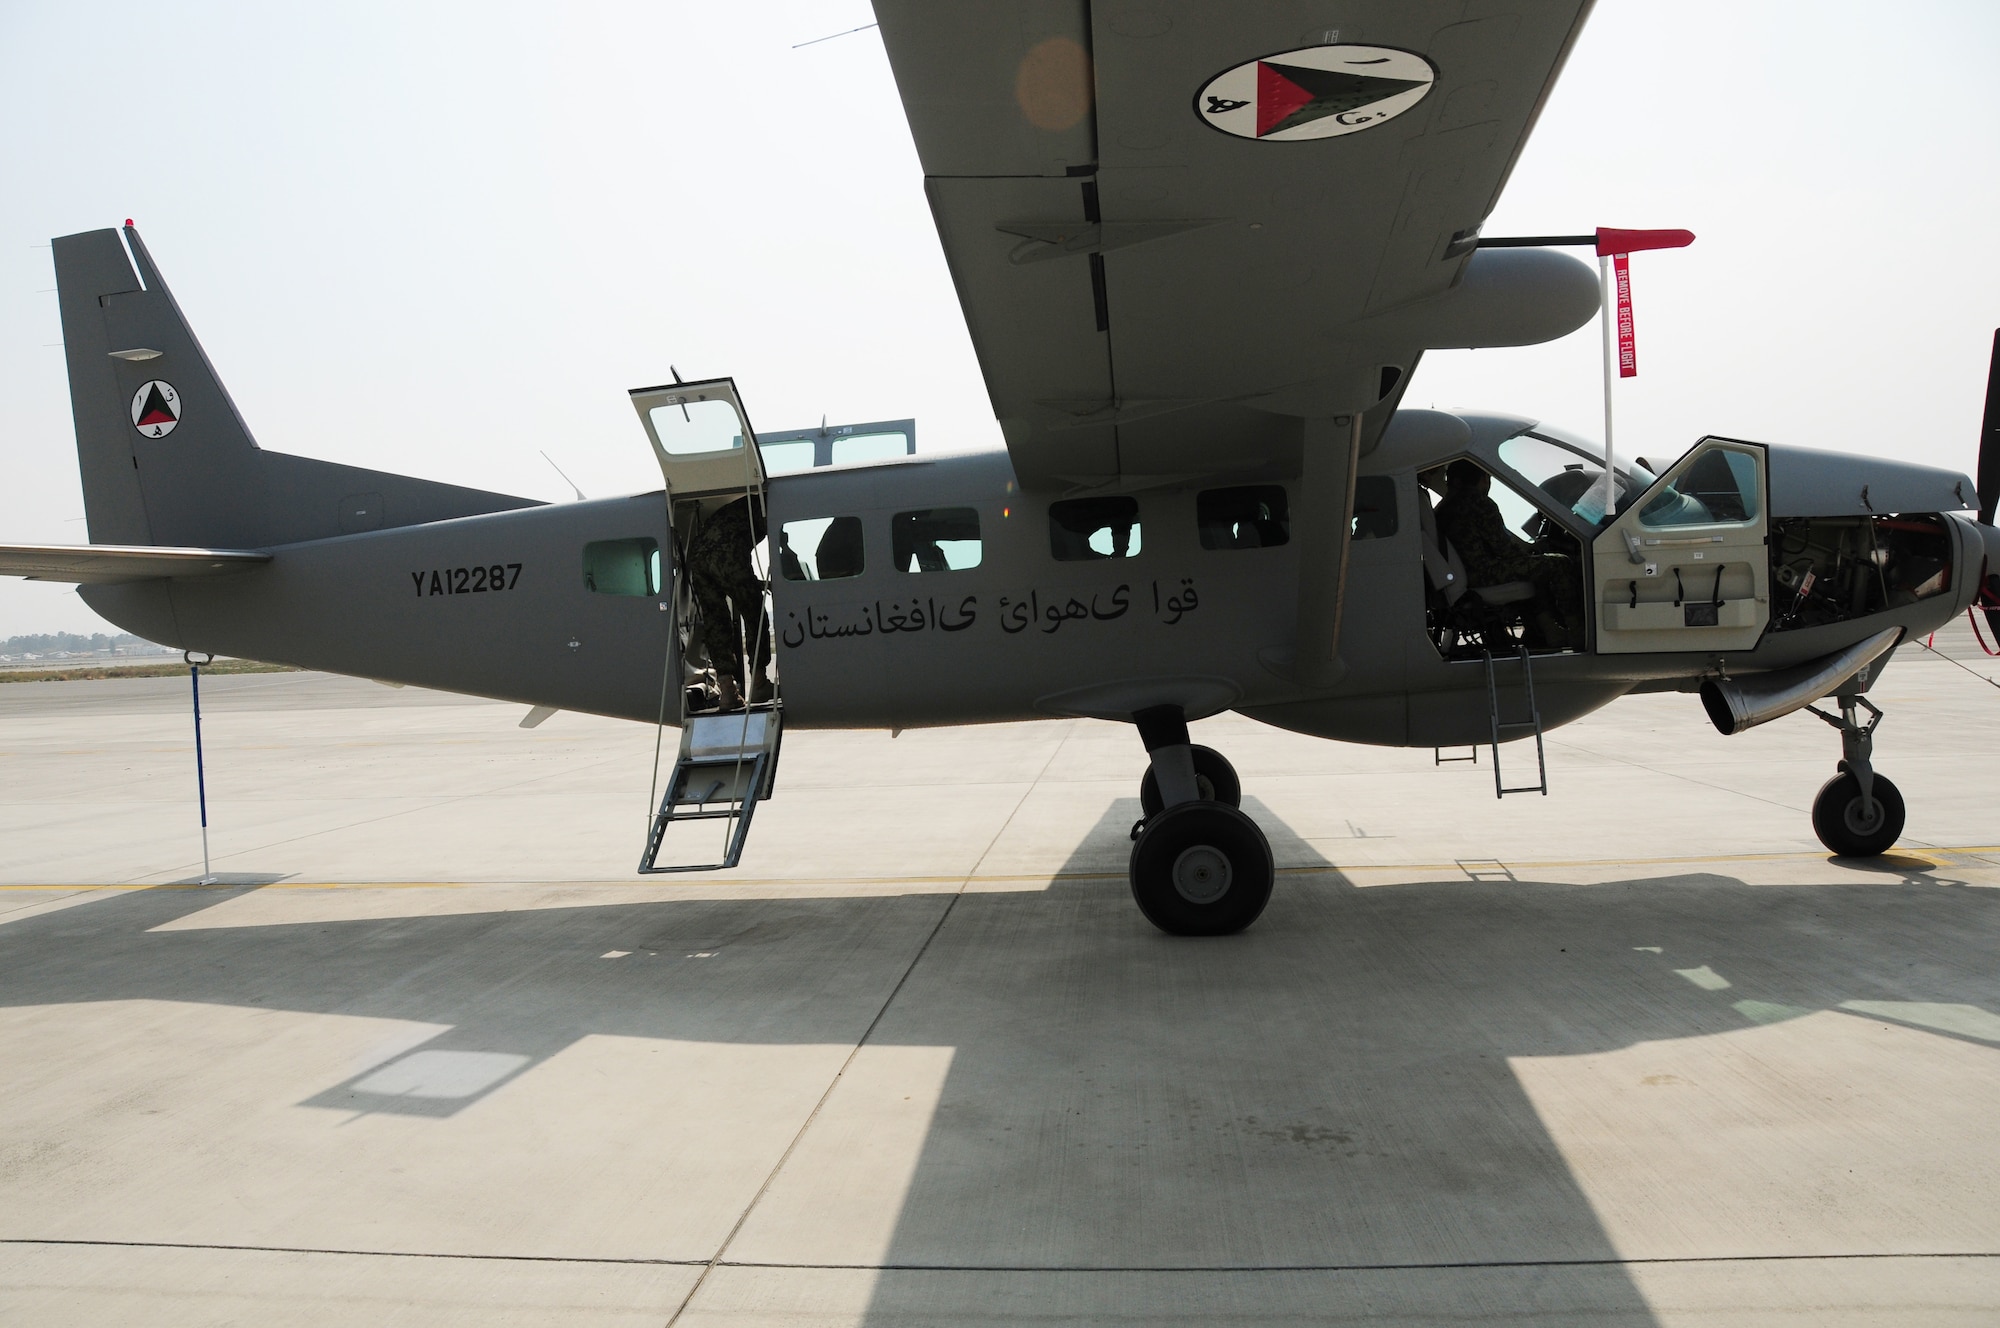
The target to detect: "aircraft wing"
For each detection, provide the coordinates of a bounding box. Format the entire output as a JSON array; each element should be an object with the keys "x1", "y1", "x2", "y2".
[
  {"x1": 873, "y1": 1, "x2": 1598, "y2": 488},
  {"x1": 0, "y1": 543, "x2": 270, "y2": 584}
]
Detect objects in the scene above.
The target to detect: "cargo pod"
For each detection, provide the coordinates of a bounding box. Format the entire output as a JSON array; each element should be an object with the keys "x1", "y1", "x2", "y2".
[{"x1": 1592, "y1": 437, "x2": 1771, "y2": 654}]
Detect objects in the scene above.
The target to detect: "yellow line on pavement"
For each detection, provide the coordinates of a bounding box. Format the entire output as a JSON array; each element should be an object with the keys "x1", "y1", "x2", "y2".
[{"x1": 3, "y1": 845, "x2": 1996, "y2": 893}]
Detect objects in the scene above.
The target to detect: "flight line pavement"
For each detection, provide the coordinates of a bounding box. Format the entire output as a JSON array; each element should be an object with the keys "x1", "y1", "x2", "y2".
[{"x1": 0, "y1": 626, "x2": 1997, "y2": 1325}]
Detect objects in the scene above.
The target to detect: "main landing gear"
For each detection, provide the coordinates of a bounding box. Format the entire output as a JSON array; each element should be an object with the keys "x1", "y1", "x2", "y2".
[
  {"x1": 1805, "y1": 693, "x2": 1906, "y2": 857},
  {"x1": 1127, "y1": 706, "x2": 1272, "y2": 936}
]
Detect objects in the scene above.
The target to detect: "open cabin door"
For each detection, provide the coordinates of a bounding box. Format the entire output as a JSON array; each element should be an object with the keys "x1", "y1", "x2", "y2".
[
  {"x1": 627, "y1": 377, "x2": 782, "y2": 872},
  {"x1": 1591, "y1": 437, "x2": 1771, "y2": 654},
  {"x1": 631, "y1": 377, "x2": 769, "y2": 501}
]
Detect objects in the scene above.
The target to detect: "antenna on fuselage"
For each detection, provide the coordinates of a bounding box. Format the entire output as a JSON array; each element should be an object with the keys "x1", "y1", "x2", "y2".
[
  {"x1": 539, "y1": 450, "x2": 587, "y2": 502},
  {"x1": 793, "y1": 21, "x2": 878, "y2": 49}
]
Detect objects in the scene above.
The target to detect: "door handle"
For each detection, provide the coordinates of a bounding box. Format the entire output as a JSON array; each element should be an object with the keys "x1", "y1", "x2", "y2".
[{"x1": 1643, "y1": 535, "x2": 1726, "y2": 547}]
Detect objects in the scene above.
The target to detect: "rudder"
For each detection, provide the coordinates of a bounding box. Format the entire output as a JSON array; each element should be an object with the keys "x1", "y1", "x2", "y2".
[{"x1": 54, "y1": 226, "x2": 178, "y2": 546}]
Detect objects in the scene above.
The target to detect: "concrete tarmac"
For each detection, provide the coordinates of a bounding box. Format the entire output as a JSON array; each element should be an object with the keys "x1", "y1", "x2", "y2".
[{"x1": 1, "y1": 631, "x2": 1998, "y2": 1325}]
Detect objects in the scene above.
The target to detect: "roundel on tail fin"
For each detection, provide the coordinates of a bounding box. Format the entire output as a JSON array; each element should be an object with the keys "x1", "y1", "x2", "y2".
[{"x1": 130, "y1": 380, "x2": 181, "y2": 438}]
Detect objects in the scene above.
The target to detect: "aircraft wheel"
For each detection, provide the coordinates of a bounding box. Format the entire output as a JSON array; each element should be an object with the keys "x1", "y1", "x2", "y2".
[
  {"x1": 1139, "y1": 745, "x2": 1241, "y2": 818},
  {"x1": 1128, "y1": 801, "x2": 1272, "y2": 936},
  {"x1": 1811, "y1": 772, "x2": 1906, "y2": 857}
]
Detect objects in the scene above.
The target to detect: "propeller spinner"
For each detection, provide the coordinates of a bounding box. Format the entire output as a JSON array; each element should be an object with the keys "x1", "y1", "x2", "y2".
[{"x1": 1980, "y1": 330, "x2": 2000, "y2": 525}]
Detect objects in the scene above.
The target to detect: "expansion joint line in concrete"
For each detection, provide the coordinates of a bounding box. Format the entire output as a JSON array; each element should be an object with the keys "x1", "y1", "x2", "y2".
[
  {"x1": 661, "y1": 721, "x2": 1074, "y2": 1326},
  {"x1": 660, "y1": 890, "x2": 961, "y2": 1325},
  {"x1": 707, "y1": 1251, "x2": 2000, "y2": 1273},
  {"x1": 0, "y1": 1238, "x2": 701, "y2": 1267},
  {"x1": 5, "y1": 1239, "x2": 1998, "y2": 1276}
]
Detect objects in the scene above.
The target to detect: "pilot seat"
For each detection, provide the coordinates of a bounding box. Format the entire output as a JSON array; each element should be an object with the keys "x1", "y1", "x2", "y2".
[{"x1": 1418, "y1": 488, "x2": 1542, "y2": 660}]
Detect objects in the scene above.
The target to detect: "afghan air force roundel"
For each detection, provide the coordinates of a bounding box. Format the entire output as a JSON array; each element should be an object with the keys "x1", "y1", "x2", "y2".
[
  {"x1": 1194, "y1": 45, "x2": 1434, "y2": 142},
  {"x1": 129, "y1": 380, "x2": 181, "y2": 438}
]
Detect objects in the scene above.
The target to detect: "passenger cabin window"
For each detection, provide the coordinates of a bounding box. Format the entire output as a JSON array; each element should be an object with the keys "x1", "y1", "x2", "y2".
[
  {"x1": 1198, "y1": 486, "x2": 1289, "y2": 549},
  {"x1": 830, "y1": 431, "x2": 909, "y2": 465},
  {"x1": 778, "y1": 516, "x2": 864, "y2": 581},
  {"x1": 1050, "y1": 496, "x2": 1141, "y2": 560},
  {"x1": 893, "y1": 507, "x2": 982, "y2": 572},
  {"x1": 1641, "y1": 448, "x2": 1761, "y2": 527},
  {"x1": 1351, "y1": 477, "x2": 1398, "y2": 540},
  {"x1": 583, "y1": 538, "x2": 661, "y2": 596}
]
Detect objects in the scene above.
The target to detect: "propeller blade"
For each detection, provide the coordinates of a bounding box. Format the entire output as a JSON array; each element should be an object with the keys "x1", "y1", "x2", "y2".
[{"x1": 1980, "y1": 329, "x2": 2000, "y2": 524}]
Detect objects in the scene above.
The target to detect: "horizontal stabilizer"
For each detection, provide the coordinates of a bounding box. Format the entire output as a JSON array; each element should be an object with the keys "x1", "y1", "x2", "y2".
[{"x1": 0, "y1": 542, "x2": 269, "y2": 584}]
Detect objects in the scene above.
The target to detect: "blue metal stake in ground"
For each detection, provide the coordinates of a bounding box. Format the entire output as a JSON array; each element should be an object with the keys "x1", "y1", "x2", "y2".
[{"x1": 185, "y1": 651, "x2": 217, "y2": 884}]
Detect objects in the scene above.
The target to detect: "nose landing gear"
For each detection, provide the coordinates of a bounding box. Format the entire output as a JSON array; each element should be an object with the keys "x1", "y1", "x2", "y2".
[
  {"x1": 1805, "y1": 693, "x2": 1906, "y2": 857},
  {"x1": 1127, "y1": 706, "x2": 1273, "y2": 936}
]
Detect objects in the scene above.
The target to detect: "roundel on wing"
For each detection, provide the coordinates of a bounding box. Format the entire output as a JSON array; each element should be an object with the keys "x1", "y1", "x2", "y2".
[
  {"x1": 1194, "y1": 45, "x2": 1435, "y2": 142},
  {"x1": 130, "y1": 380, "x2": 182, "y2": 438}
]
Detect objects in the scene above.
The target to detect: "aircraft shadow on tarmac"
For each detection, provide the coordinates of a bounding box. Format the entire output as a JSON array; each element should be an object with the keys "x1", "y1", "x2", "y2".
[{"x1": 4, "y1": 799, "x2": 1998, "y2": 1322}]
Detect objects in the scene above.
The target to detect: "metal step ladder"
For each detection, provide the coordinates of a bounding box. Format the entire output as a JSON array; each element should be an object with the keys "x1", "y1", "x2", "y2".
[
  {"x1": 1483, "y1": 646, "x2": 1548, "y2": 798},
  {"x1": 639, "y1": 709, "x2": 782, "y2": 872}
]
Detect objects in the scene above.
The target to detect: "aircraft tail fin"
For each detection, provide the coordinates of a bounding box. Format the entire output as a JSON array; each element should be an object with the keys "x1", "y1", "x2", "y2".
[{"x1": 52, "y1": 223, "x2": 534, "y2": 551}]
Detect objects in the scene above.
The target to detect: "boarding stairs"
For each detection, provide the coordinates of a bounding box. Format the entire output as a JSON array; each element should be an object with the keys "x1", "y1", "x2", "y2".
[
  {"x1": 639, "y1": 708, "x2": 782, "y2": 873},
  {"x1": 1483, "y1": 646, "x2": 1548, "y2": 798}
]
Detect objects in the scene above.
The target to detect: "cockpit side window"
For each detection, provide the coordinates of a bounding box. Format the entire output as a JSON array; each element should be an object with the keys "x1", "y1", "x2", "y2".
[{"x1": 1640, "y1": 447, "x2": 1760, "y2": 527}]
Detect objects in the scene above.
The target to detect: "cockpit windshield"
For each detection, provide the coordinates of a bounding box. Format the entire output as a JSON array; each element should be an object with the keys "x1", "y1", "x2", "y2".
[{"x1": 1496, "y1": 428, "x2": 1660, "y2": 527}]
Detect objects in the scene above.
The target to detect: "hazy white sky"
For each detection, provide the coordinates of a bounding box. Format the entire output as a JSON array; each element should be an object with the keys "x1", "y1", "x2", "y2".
[{"x1": 2, "y1": 1, "x2": 1996, "y2": 637}]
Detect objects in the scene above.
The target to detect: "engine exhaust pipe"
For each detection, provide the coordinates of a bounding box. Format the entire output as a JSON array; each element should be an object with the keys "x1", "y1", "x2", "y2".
[{"x1": 1700, "y1": 627, "x2": 1901, "y2": 736}]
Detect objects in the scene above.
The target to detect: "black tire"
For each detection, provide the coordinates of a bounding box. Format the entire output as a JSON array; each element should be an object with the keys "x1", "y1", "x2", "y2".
[
  {"x1": 1811, "y1": 771, "x2": 1906, "y2": 857},
  {"x1": 1128, "y1": 801, "x2": 1273, "y2": 936},
  {"x1": 1139, "y1": 745, "x2": 1241, "y2": 818}
]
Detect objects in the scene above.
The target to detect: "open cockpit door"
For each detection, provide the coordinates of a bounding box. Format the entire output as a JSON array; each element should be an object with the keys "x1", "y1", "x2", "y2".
[
  {"x1": 627, "y1": 377, "x2": 783, "y2": 873},
  {"x1": 1591, "y1": 437, "x2": 1771, "y2": 654}
]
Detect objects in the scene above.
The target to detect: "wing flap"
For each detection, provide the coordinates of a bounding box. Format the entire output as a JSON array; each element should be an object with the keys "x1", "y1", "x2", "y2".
[
  {"x1": 0, "y1": 543, "x2": 270, "y2": 584},
  {"x1": 928, "y1": 175, "x2": 1118, "y2": 484}
]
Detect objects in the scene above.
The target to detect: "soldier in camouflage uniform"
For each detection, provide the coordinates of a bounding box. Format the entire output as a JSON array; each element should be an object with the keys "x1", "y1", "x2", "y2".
[
  {"x1": 1435, "y1": 459, "x2": 1582, "y2": 648},
  {"x1": 685, "y1": 495, "x2": 769, "y2": 708}
]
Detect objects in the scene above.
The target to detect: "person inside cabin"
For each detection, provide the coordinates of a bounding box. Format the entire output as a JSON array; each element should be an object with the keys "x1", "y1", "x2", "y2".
[
  {"x1": 777, "y1": 530, "x2": 806, "y2": 583},
  {"x1": 813, "y1": 515, "x2": 865, "y2": 580},
  {"x1": 1434, "y1": 458, "x2": 1582, "y2": 648},
  {"x1": 686, "y1": 494, "x2": 770, "y2": 709}
]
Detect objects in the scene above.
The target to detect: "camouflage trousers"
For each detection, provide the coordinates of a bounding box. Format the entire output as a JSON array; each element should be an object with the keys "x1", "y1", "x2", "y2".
[{"x1": 685, "y1": 500, "x2": 769, "y2": 696}]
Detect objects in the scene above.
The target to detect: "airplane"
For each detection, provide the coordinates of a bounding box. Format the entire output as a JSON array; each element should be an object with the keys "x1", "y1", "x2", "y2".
[{"x1": 4, "y1": 2, "x2": 1997, "y2": 937}]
